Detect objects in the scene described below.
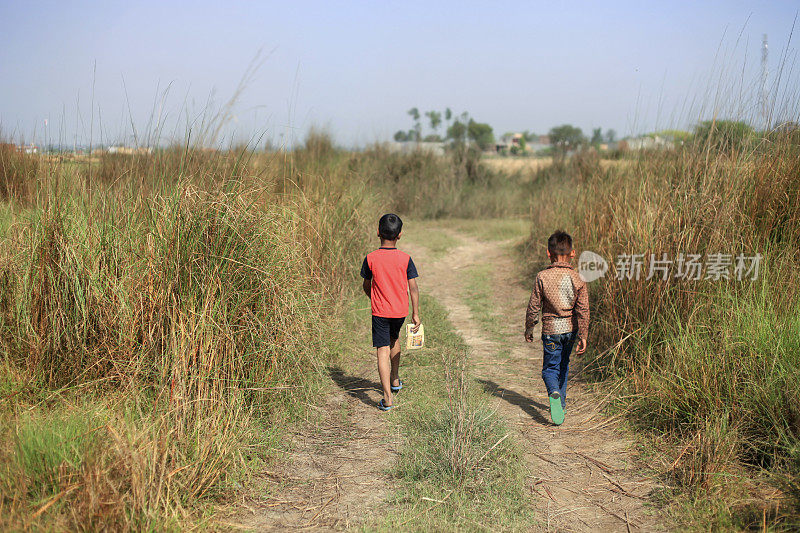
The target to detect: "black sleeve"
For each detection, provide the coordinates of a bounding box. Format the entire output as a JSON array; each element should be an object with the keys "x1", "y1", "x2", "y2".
[
  {"x1": 360, "y1": 257, "x2": 372, "y2": 280},
  {"x1": 407, "y1": 257, "x2": 419, "y2": 279}
]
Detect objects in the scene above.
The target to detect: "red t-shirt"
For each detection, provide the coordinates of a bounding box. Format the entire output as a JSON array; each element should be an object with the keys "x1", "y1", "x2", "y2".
[{"x1": 360, "y1": 248, "x2": 419, "y2": 318}]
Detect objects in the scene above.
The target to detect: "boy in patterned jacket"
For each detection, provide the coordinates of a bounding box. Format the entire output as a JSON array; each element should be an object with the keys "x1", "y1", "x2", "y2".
[{"x1": 524, "y1": 230, "x2": 589, "y2": 425}]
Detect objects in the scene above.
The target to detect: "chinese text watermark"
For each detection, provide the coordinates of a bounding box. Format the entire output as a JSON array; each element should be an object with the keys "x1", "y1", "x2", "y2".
[{"x1": 578, "y1": 252, "x2": 761, "y2": 282}]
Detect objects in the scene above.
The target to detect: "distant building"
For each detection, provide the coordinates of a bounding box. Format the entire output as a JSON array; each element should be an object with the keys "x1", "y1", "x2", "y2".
[
  {"x1": 384, "y1": 141, "x2": 446, "y2": 157},
  {"x1": 495, "y1": 133, "x2": 550, "y2": 154},
  {"x1": 622, "y1": 135, "x2": 674, "y2": 150},
  {"x1": 528, "y1": 135, "x2": 551, "y2": 153},
  {"x1": 107, "y1": 146, "x2": 153, "y2": 155}
]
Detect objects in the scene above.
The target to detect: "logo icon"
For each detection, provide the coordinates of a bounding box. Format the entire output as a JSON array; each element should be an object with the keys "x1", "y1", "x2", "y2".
[{"x1": 578, "y1": 251, "x2": 608, "y2": 282}]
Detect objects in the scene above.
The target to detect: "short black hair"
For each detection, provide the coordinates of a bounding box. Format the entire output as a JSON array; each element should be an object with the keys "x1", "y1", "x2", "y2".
[
  {"x1": 547, "y1": 230, "x2": 573, "y2": 256},
  {"x1": 378, "y1": 213, "x2": 403, "y2": 240}
]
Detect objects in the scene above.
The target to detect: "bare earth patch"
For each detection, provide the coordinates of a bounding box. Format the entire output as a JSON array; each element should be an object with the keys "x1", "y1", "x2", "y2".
[
  {"x1": 231, "y1": 357, "x2": 401, "y2": 531},
  {"x1": 481, "y1": 156, "x2": 628, "y2": 175}
]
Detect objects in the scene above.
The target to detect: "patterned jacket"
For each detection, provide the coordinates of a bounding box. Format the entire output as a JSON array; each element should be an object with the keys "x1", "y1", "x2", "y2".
[{"x1": 525, "y1": 261, "x2": 589, "y2": 340}]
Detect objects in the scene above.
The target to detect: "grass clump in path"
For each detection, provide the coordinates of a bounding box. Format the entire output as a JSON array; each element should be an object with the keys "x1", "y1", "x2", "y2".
[
  {"x1": 378, "y1": 295, "x2": 535, "y2": 531},
  {"x1": 460, "y1": 264, "x2": 506, "y2": 342}
]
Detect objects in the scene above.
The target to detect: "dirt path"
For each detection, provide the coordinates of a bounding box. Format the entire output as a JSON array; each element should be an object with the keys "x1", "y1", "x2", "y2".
[
  {"x1": 233, "y1": 225, "x2": 665, "y2": 531},
  {"x1": 232, "y1": 360, "x2": 400, "y2": 530},
  {"x1": 404, "y1": 228, "x2": 666, "y2": 532}
]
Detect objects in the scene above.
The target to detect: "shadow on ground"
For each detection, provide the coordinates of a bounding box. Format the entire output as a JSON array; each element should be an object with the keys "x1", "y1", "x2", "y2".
[
  {"x1": 477, "y1": 378, "x2": 552, "y2": 426},
  {"x1": 328, "y1": 366, "x2": 380, "y2": 408}
]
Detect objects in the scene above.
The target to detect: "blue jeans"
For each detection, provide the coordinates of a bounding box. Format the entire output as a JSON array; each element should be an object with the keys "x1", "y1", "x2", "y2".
[{"x1": 541, "y1": 331, "x2": 577, "y2": 408}]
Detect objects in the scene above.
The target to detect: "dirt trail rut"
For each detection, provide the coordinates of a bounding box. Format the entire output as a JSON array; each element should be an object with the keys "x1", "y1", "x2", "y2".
[
  {"x1": 234, "y1": 365, "x2": 399, "y2": 530},
  {"x1": 405, "y1": 229, "x2": 666, "y2": 532}
]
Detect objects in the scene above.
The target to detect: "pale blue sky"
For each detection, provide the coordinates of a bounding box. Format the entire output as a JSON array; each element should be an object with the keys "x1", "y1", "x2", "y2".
[{"x1": 1, "y1": 1, "x2": 798, "y2": 147}]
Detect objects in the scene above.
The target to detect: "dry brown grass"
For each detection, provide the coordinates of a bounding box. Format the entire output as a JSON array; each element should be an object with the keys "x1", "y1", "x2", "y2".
[
  {"x1": 0, "y1": 139, "x2": 379, "y2": 530},
  {"x1": 522, "y1": 133, "x2": 800, "y2": 527},
  {"x1": 482, "y1": 155, "x2": 628, "y2": 175}
]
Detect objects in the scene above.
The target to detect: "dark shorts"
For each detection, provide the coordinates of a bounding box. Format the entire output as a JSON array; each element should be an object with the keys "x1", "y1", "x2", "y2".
[{"x1": 372, "y1": 316, "x2": 406, "y2": 348}]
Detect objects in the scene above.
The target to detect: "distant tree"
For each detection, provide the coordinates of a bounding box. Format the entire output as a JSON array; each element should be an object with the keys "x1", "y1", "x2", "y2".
[
  {"x1": 591, "y1": 128, "x2": 603, "y2": 146},
  {"x1": 523, "y1": 130, "x2": 538, "y2": 142},
  {"x1": 604, "y1": 129, "x2": 617, "y2": 143},
  {"x1": 407, "y1": 107, "x2": 422, "y2": 141},
  {"x1": 423, "y1": 134, "x2": 442, "y2": 142},
  {"x1": 394, "y1": 130, "x2": 408, "y2": 142},
  {"x1": 407, "y1": 129, "x2": 419, "y2": 142},
  {"x1": 549, "y1": 124, "x2": 585, "y2": 152},
  {"x1": 518, "y1": 135, "x2": 527, "y2": 152},
  {"x1": 467, "y1": 119, "x2": 495, "y2": 150},
  {"x1": 693, "y1": 120, "x2": 754, "y2": 153},
  {"x1": 425, "y1": 111, "x2": 442, "y2": 136},
  {"x1": 447, "y1": 120, "x2": 468, "y2": 144},
  {"x1": 774, "y1": 120, "x2": 800, "y2": 133}
]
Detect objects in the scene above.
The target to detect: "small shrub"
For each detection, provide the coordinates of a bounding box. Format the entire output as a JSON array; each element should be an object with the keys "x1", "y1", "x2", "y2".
[
  {"x1": 12, "y1": 408, "x2": 101, "y2": 499},
  {"x1": 0, "y1": 143, "x2": 38, "y2": 201},
  {"x1": 693, "y1": 120, "x2": 755, "y2": 154}
]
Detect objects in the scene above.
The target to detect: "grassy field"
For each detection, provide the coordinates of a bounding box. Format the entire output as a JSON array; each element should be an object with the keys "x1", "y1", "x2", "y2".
[
  {"x1": 0, "y1": 140, "x2": 381, "y2": 529},
  {"x1": 522, "y1": 135, "x2": 800, "y2": 529},
  {"x1": 0, "y1": 137, "x2": 537, "y2": 529},
  {"x1": 1, "y1": 128, "x2": 798, "y2": 529}
]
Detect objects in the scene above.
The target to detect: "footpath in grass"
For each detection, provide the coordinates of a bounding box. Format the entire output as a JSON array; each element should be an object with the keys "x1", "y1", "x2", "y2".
[
  {"x1": 402, "y1": 218, "x2": 668, "y2": 531},
  {"x1": 375, "y1": 294, "x2": 536, "y2": 530},
  {"x1": 236, "y1": 216, "x2": 664, "y2": 531},
  {"x1": 232, "y1": 284, "x2": 534, "y2": 530},
  {"x1": 230, "y1": 296, "x2": 401, "y2": 529}
]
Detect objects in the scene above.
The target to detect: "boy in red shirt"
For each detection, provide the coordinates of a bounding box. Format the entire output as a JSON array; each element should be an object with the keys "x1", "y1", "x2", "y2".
[{"x1": 360, "y1": 214, "x2": 421, "y2": 411}]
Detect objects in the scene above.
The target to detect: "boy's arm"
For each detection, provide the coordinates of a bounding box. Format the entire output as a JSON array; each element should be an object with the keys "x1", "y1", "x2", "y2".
[
  {"x1": 524, "y1": 277, "x2": 542, "y2": 342},
  {"x1": 574, "y1": 277, "x2": 589, "y2": 354},
  {"x1": 360, "y1": 256, "x2": 372, "y2": 298},
  {"x1": 362, "y1": 279, "x2": 371, "y2": 298},
  {"x1": 407, "y1": 257, "x2": 421, "y2": 331},
  {"x1": 408, "y1": 278, "x2": 421, "y2": 331}
]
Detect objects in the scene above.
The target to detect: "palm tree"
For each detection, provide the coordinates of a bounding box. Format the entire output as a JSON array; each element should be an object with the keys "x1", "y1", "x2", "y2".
[{"x1": 425, "y1": 111, "x2": 442, "y2": 137}]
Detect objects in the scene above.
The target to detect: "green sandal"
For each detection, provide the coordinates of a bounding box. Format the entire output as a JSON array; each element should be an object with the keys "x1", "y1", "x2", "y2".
[{"x1": 549, "y1": 392, "x2": 565, "y2": 425}]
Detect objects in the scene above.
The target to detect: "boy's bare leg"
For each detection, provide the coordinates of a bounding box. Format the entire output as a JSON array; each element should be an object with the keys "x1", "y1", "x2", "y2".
[
  {"x1": 377, "y1": 346, "x2": 393, "y2": 406},
  {"x1": 389, "y1": 337, "x2": 401, "y2": 387}
]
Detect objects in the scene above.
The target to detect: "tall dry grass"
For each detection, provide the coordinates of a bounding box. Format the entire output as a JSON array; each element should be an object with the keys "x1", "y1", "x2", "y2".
[
  {"x1": 0, "y1": 137, "x2": 378, "y2": 529},
  {"x1": 0, "y1": 144, "x2": 38, "y2": 201},
  {"x1": 524, "y1": 130, "x2": 800, "y2": 526},
  {"x1": 355, "y1": 145, "x2": 533, "y2": 219},
  {"x1": 0, "y1": 132, "x2": 543, "y2": 529}
]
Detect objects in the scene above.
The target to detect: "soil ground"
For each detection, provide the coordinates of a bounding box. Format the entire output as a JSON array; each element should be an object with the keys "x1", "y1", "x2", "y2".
[{"x1": 230, "y1": 357, "x2": 400, "y2": 530}]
